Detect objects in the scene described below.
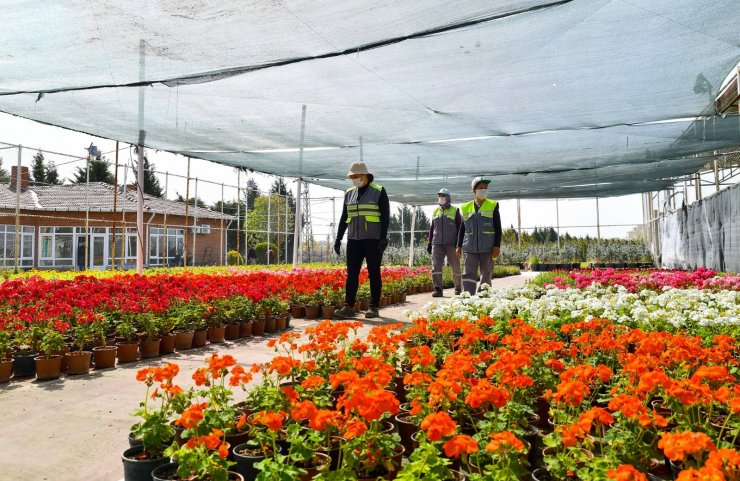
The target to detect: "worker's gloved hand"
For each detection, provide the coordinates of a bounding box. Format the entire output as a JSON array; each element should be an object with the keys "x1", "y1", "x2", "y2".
[
  {"x1": 378, "y1": 238, "x2": 388, "y2": 253},
  {"x1": 334, "y1": 239, "x2": 341, "y2": 256},
  {"x1": 426, "y1": 243, "x2": 432, "y2": 254}
]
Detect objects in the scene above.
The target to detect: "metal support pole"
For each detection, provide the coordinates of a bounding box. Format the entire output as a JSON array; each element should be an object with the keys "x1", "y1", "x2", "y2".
[
  {"x1": 244, "y1": 182, "x2": 248, "y2": 265},
  {"x1": 400, "y1": 205, "x2": 405, "y2": 249},
  {"x1": 184, "y1": 157, "x2": 190, "y2": 267},
  {"x1": 408, "y1": 206, "x2": 417, "y2": 267},
  {"x1": 595, "y1": 197, "x2": 601, "y2": 245},
  {"x1": 331, "y1": 197, "x2": 337, "y2": 260},
  {"x1": 517, "y1": 199, "x2": 522, "y2": 251},
  {"x1": 85, "y1": 155, "x2": 91, "y2": 271},
  {"x1": 120, "y1": 163, "x2": 128, "y2": 270},
  {"x1": 112, "y1": 141, "x2": 119, "y2": 269},
  {"x1": 163, "y1": 172, "x2": 169, "y2": 266},
  {"x1": 13, "y1": 145, "x2": 22, "y2": 273},
  {"x1": 695, "y1": 173, "x2": 701, "y2": 201},
  {"x1": 267, "y1": 193, "x2": 272, "y2": 265},
  {"x1": 293, "y1": 105, "x2": 307, "y2": 268},
  {"x1": 714, "y1": 159, "x2": 720, "y2": 192},
  {"x1": 284, "y1": 193, "x2": 288, "y2": 263},
  {"x1": 192, "y1": 178, "x2": 198, "y2": 266},
  {"x1": 555, "y1": 198, "x2": 560, "y2": 252},
  {"x1": 236, "y1": 169, "x2": 241, "y2": 262},
  {"x1": 359, "y1": 136, "x2": 363, "y2": 162},
  {"x1": 220, "y1": 182, "x2": 225, "y2": 265},
  {"x1": 136, "y1": 137, "x2": 145, "y2": 274}
]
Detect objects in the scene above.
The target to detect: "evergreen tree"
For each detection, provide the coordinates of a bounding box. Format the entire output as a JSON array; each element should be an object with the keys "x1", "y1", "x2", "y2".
[
  {"x1": 31, "y1": 151, "x2": 46, "y2": 185},
  {"x1": 0, "y1": 158, "x2": 8, "y2": 183},
  {"x1": 389, "y1": 205, "x2": 430, "y2": 247},
  {"x1": 246, "y1": 178, "x2": 260, "y2": 210},
  {"x1": 73, "y1": 157, "x2": 115, "y2": 184},
  {"x1": 176, "y1": 194, "x2": 207, "y2": 208},
  {"x1": 45, "y1": 161, "x2": 61, "y2": 185},
  {"x1": 133, "y1": 156, "x2": 163, "y2": 197}
]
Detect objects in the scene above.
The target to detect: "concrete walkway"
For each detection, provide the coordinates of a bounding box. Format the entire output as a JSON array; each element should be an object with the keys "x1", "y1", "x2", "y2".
[{"x1": 0, "y1": 273, "x2": 534, "y2": 481}]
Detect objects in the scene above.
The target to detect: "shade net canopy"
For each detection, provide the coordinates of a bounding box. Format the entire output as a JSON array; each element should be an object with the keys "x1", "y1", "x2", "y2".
[{"x1": 0, "y1": 0, "x2": 738, "y2": 204}]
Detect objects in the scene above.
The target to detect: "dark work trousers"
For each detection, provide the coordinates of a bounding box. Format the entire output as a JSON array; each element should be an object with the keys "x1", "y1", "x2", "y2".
[{"x1": 345, "y1": 239, "x2": 383, "y2": 307}]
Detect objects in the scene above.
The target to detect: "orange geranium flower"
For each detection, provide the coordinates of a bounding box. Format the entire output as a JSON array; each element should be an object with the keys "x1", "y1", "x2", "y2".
[
  {"x1": 420, "y1": 411, "x2": 457, "y2": 441},
  {"x1": 443, "y1": 434, "x2": 479, "y2": 458},
  {"x1": 300, "y1": 375, "x2": 325, "y2": 390},
  {"x1": 309, "y1": 409, "x2": 341, "y2": 432},
  {"x1": 485, "y1": 431, "x2": 525, "y2": 453},
  {"x1": 658, "y1": 431, "x2": 716, "y2": 462},
  {"x1": 253, "y1": 411, "x2": 286, "y2": 432},
  {"x1": 291, "y1": 400, "x2": 318, "y2": 422},
  {"x1": 464, "y1": 378, "x2": 511, "y2": 409},
  {"x1": 176, "y1": 402, "x2": 207, "y2": 429},
  {"x1": 607, "y1": 464, "x2": 649, "y2": 481},
  {"x1": 704, "y1": 448, "x2": 740, "y2": 478},
  {"x1": 343, "y1": 420, "x2": 367, "y2": 440}
]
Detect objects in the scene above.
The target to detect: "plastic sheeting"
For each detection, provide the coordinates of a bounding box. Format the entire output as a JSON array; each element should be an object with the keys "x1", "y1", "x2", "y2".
[
  {"x1": 0, "y1": 1, "x2": 739, "y2": 203},
  {"x1": 660, "y1": 183, "x2": 740, "y2": 273}
]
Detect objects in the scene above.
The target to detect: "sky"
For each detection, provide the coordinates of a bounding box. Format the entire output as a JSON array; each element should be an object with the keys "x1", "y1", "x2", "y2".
[{"x1": 0, "y1": 111, "x2": 646, "y2": 241}]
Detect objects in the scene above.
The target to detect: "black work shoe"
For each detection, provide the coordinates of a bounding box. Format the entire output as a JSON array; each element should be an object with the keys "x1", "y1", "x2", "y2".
[
  {"x1": 364, "y1": 306, "x2": 380, "y2": 319},
  {"x1": 432, "y1": 288, "x2": 443, "y2": 298},
  {"x1": 333, "y1": 305, "x2": 356, "y2": 319},
  {"x1": 454, "y1": 289, "x2": 461, "y2": 296}
]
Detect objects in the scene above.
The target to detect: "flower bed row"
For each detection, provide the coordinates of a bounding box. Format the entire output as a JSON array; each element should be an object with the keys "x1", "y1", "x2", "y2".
[
  {"x1": 422, "y1": 281, "x2": 740, "y2": 339},
  {"x1": 123, "y1": 311, "x2": 740, "y2": 481},
  {"x1": 0, "y1": 267, "x2": 432, "y2": 382},
  {"x1": 535, "y1": 268, "x2": 740, "y2": 292}
]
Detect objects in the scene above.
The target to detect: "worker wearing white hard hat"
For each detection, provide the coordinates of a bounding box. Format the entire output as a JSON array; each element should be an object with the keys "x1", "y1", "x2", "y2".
[
  {"x1": 456, "y1": 177, "x2": 502, "y2": 295},
  {"x1": 427, "y1": 187, "x2": 462, "y2": 297}
]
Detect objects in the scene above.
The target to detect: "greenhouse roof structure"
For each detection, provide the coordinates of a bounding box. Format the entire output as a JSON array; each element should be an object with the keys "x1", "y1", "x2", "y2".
[{"x1": 0, "y1": 0, "x2": 738, "y2": 204}]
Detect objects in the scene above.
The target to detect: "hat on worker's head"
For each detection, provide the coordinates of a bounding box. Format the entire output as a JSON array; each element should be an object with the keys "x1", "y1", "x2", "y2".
[
  {"x1": 438, "y1": 188, "x2": 451, "y2": 196},
  {"x1": 471, "y1": 176, "x2": 491, "y2": 190},
  {"x1": 346, "y1": 162, "x2": 371, "y2": 178}
]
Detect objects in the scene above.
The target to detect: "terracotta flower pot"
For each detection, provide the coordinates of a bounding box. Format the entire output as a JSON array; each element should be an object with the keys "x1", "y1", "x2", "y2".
[
  {"x1": 173, "y1": 330, "x2": 194, "y2": 351},
  {"x1": 93, "y1": 345, "x2": 117, "y2": 369},
  {"x1": 65, "y1": 351, "x2": 92, "y2": 375},
  {"x1": 116, "y1": 342, "x2": 139, "y2": 364},
  {"x1": 360, "y1": 299, "x2": 370, "y2": 311},
  {"x1": 139, "y1": 339, "x2": 161, "y2": 359},
  {"x1": 275, "y1": 316, "x2": 287, "y2": 331},
  {"x1": 225, "y1": 323, "x2": 241, "y2": 340},
  {"x1": 158, "y1": 334, "x2": 176, "y2": 354},
  {"x1": 0, "y1": 357, "x2": 12, "y2": 383},
  {"x1": 192, "y1": 329, "x2": 208, "y2": 348},
  {"x1": 239, "y1": 322, "x2": 253, "y2": 337},
  {"x1": 304, "y1": 306, "x2": 320, "y2": 319},
  {"x1": 290, "y1": 306, "x2": 305, "y2": 318},
  {"x1": 35, "y1": 355, "x2": 63, "y2": 381},
  {"x1": 207, "y1": 326, "x2": 226, "y2": 343},
  {"x1": 354, "y1": 302, "x2": 362, "y2": 313},
  {"x1": 252, "y1": 319, "x2": 266, "y2": 336},
  {"x1": 321, "y1": 305, "x2": 335, "y2": 319},
  {"x1": 264, "y1": 317, "x2": 277, "y2": 333}
]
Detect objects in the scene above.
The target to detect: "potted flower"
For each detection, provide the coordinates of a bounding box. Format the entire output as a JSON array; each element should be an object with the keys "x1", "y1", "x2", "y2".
[
  {"x1": 11, "y1": 320, "x2": 44, "y2": 378},
  {"x1": 158, "y1": 423, "x2": 239, "y2": 481},
  {"x1": 91, "y1": 315, "x2": 117, "y2": 369},
  {"x1": 137, "y1": 312, "x2": 162, "y2": 358},
  {"x1": 35, "y1": 326, "x2": 67, "y2": 381},
  {"x1": 115, "y1": 316, "x2": 140, "y2": 364},
  {"x1": 66, "y1": 311, "x2": 99, "y2": 375},
  {"x1": 0, "y1": 329, "x2": 14, "y2": 383},
  {"x1": 123, "y1": 363, "x2": 181, "y2": 481},
  {"x1": 395, "y1": 439, "x2": 465, "y2": 480}
]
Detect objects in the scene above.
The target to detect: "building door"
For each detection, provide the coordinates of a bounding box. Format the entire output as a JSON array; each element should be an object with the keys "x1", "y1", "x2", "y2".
[{"x1": 90, "y1": 233, "x2": 108, "y2": 270}]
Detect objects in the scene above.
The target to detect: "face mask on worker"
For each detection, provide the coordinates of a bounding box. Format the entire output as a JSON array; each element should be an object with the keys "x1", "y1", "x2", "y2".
[
  {"x1": 438, "y1": 197, "x2": 447, "y2": 206},
  {"x1": 352, "y1": 177, "x2": 364, "y2": 188},
  {"x1": 475, "y1": 188, "x2": 488, "y2": 200}
]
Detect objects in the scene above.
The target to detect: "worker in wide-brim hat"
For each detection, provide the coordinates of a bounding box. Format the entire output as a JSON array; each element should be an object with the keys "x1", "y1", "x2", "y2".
[
  {"x1": 456, "y1": 177, "x2": 502, "y2": 295},
  {"x1": 333, "y1": 161, "x2": 390, "y2": 320},
  {"x1": 427, "y1": 187, "x2": 462, "y2": 297}
]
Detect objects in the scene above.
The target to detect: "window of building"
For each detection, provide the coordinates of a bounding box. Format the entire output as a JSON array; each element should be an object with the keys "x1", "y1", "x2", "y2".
[
  {"x1": 0, "y1": 225, "x2": 34, "y2": 268},
  {"x1": 149, "y1": 227, "x2": 185, "y2": 266}
]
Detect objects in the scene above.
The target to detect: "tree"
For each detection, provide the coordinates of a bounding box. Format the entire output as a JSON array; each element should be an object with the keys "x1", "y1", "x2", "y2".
[
  {"x1": 0, "y1": 158, "x2": 9, "y2": 183},
  {"x1": 175, "y1": 194, "x2": 207, "y2": 208},
  {"x1": 30, "y1": 151, "x2": 62, "y2": 186},
  {"x1": 72, "y1": 157, "x2": 114, "y2": 184},
  {"x1": 246, "y1": 178, "x2": 260, "y2": 211},
  {"x1": 388, "y1": 205, "x2": 430, "y2": 247},
  {"x1": 245, "y1": 193, "x2": 295, "y2": 263},
  {"x1": 45, "y1": 161, "x2": 61, "y2": 185},
  {"x1": 133, "y1": 156, "x2": 163, "y2": 197},
  {"x1": 31, "y1": 152, "x2": 46, "y2": 185}
]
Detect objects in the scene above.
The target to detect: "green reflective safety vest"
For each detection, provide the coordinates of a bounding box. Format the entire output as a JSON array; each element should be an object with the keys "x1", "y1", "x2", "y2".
[
  {"x1": 431, "y1": 205, "x2": 459, "y2": 245},
  {"x1": 345, "y1": 182, "x2": 383, "y2": 240},
  {"x1": 460, "y1": 198, "x2": 498, "y2": 253}
]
